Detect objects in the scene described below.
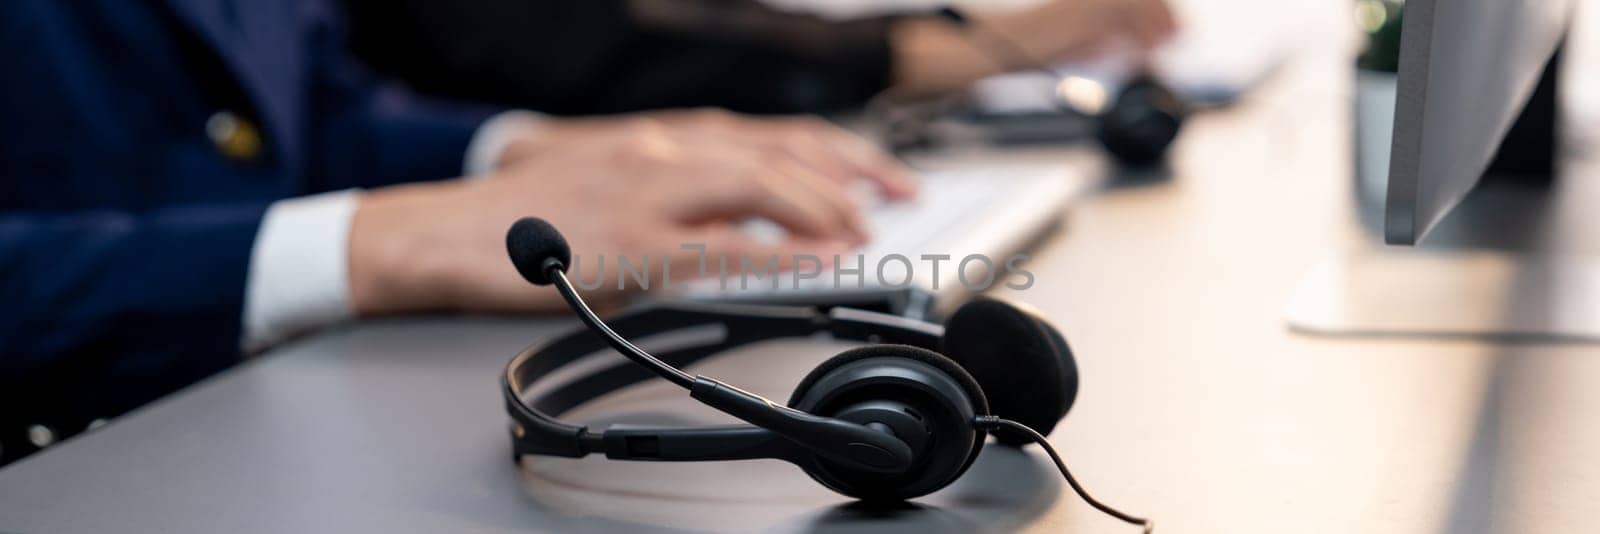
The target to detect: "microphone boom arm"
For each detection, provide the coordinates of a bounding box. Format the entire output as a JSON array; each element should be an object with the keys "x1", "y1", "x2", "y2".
[
  {"x1": 543, "y1": 259, "x2": 914, "y2": 473},
  {"x1": 547, "y1": 260, "x2": 695, "y2": 388}
]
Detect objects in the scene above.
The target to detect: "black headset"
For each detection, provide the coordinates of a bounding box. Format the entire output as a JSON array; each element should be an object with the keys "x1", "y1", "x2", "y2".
[
  {"x1": 501, "y1": 218, "x2": 1154, "y2": 531},
  {"x1": 880, "y1": 8, "x2": 1185, "y2": 167}
]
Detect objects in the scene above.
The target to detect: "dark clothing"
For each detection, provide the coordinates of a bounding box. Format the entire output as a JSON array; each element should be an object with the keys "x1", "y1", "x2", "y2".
[
  {"x1": 0, "y1": 0, "x2": 495, "y2": 463},
  {"x1": 345, "y1": 0, "x2": 901, "y2": 115}
]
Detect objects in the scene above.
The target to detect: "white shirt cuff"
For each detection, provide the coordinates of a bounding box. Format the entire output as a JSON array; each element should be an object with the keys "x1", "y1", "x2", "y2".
[
  {"x1": 463, "y1": 110, "x2": 546, "y2": 176},
  {"x1": 242, "y1": 189, "x2": 359, "y2": 353}
]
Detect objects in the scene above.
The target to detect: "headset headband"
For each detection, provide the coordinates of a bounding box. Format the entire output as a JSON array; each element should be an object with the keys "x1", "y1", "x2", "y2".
[{"x1": 503, "y1": 302, "x2": 944, "y2": 461}]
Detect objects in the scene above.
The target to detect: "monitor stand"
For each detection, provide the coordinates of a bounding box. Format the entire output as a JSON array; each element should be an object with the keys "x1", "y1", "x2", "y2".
[
  {"x1": 1287, "y1": 50, "x2": 1600, "y2": 341},
  {"x1": 1286, "y1": 250, "x2": 1600, "y2": 342}
]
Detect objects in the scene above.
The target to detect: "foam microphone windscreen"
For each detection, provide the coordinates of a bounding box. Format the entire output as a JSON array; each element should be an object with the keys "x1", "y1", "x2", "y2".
[{"x1": 505, "y1": 217, "x2": 571, "y2": 286}]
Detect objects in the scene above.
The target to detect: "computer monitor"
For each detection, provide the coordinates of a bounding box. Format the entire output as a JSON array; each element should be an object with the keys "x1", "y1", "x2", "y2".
[
  {"x1": 1287, "y1": 0, "x2": 1600, "y2": 340},
  {"x1": 1384, "y1": 0, "x2": 1575, "y2": 245}
]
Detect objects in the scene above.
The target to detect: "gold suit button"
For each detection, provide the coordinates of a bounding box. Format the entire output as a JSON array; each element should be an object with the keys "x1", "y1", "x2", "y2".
[{"x1": 206, "y1": 111, "x2": 262, "y2": 161}]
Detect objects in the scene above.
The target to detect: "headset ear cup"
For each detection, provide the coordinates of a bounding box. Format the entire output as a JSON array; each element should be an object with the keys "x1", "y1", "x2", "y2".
[
  {"x1": 788, "y1": 345, "x2": 988, "y2": 501},
  {"x1": 1096, "y1": 74, "x2": 1184, "y2": 166},
  {"x1": 941, "y1": 298, "x2": 1076, "y2": 446},
  {"x1": 789, "y1": 345, "x2": 989, "y2": 416}
]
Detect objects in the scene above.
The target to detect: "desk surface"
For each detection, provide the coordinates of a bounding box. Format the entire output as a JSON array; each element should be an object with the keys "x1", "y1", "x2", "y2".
[{"x1": 7, "y1": 7, "x2": 1600, "y2": 534}]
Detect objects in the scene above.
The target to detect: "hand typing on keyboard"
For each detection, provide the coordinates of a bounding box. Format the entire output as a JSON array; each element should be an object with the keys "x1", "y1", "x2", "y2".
[
  {"x1": 742, "y1": 170, "x2": 1008, "y2": 255},
  {"x1": 695, "y1": 164, "x2": 1076, "y2": 297}
]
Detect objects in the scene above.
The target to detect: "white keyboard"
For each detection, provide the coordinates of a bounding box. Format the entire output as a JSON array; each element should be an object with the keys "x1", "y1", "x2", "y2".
[{"x1": 858, "y1": 172, "x2": 1013, "y2": 256}]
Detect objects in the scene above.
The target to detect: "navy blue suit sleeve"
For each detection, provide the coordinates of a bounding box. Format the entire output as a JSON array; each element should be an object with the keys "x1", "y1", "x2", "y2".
[
  {"x1": 305, "y1": 2, "x2": 503, "y2": 190},
  {"x1": 0, "y1": 204, "x2": 264, "y2": 435}
]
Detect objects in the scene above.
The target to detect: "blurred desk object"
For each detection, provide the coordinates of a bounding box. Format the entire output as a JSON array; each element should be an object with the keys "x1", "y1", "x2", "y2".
[{"x1": 4, "y1": 3, "x2": 1600, "y2": 533}]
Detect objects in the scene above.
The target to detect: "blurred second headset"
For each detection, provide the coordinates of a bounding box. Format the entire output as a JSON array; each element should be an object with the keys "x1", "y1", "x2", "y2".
[{"x1": 870, "y1": 8, "x2": 1189, "y2": 167}]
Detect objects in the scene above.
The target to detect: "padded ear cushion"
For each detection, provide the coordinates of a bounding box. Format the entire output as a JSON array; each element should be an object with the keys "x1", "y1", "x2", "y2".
[
  {"x1": 787, "y1": 345, "x2": 991, "y2": 501},
  {"x1": 789, "y1": 345, "x2": 989, "y2": 417},
  {"x1": 941, "y1": 298, "x2": 1076, "y2": 444}
]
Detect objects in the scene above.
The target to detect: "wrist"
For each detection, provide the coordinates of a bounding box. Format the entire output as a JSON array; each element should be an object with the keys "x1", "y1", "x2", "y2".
[
  {"x1": 496, "y1": 116, "x2": 610, "y2": 169},
  {"x1": 348, "y1": 183, "x2": 455, "y2": 316},
  {"x1": 468, "y1": 110, "x2": 551, "y2": 174},
  {"x1": 888, "y1": 17, "x2": 1000, "y2": 96}
]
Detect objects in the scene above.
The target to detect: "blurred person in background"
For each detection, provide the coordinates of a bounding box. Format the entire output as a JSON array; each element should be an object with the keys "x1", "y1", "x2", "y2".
[
  {"x1": 0, "y1": 0, "x2": 912, "y2": 464},
  {"x1": 345, "y1": 0, "x2": 1177, "y2": 115}
]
